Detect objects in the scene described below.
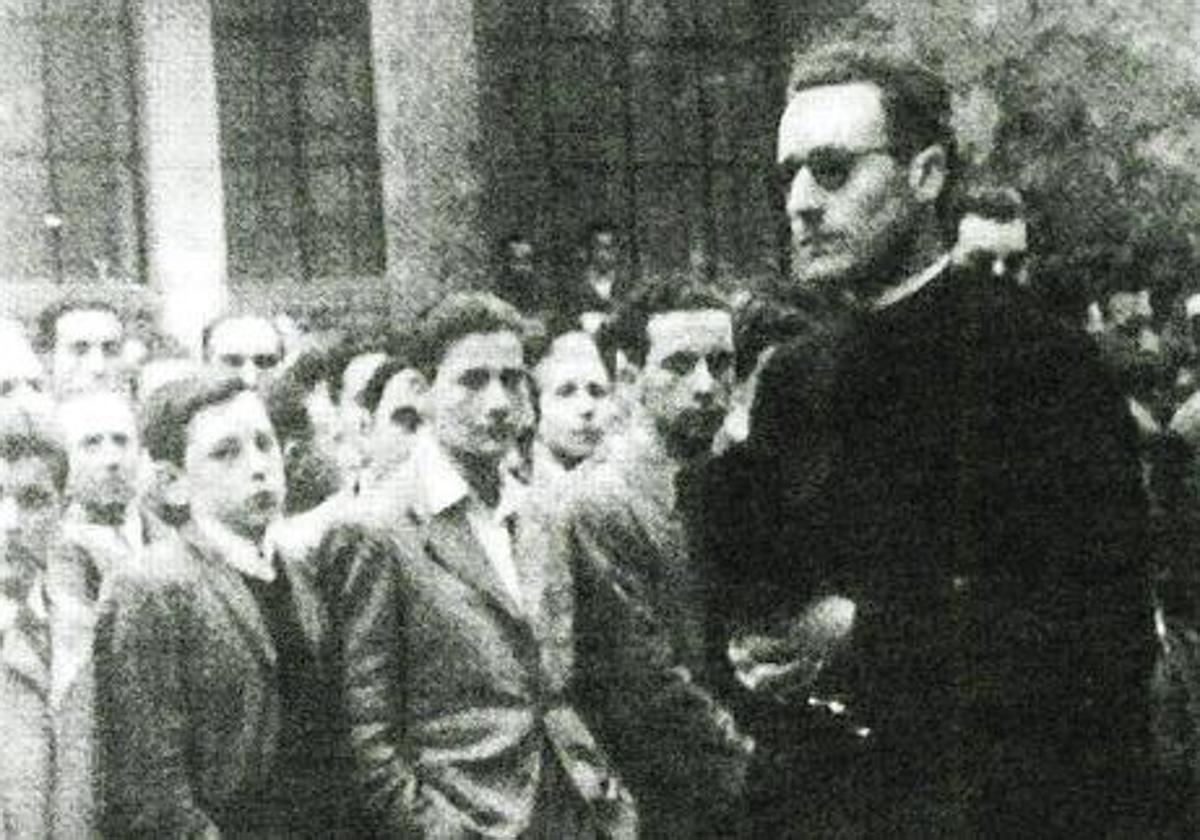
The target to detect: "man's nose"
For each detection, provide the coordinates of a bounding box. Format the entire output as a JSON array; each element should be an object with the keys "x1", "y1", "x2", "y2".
[
  {"x1": 1138, "y1": 327, "x2": 1162, "y2": 356},
  {"x1": 482, "y1": 379, "x2": 512, "y2": 415},
  {"x1": 786, "y1": 168, "x2": 823, "y2": 225},
  {"x1": 691, "y1": 360, "x2": 716, "y2": 400},
  {"x1": 83, "y1": 346, "x2": 107, "y2": 375},
  {"x1": 238, "y1": 363, "x2": 259, "y2": 389},
  {"x1": 101, "y1": 440, "x2": 123, "y2": 468}
]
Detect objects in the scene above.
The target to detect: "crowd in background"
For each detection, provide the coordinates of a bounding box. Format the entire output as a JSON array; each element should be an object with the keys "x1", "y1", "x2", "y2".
[{"x1": 2, "y1": 39, "x2": 1200, "y2": 839}]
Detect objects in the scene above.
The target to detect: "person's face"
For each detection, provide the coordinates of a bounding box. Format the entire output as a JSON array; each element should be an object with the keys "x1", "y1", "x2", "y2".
[
  {"x1": 1107, "y1": 290, "x2": 1160, "y2": 356},
  {"x1": 777, "y1": 81, "x2": 918, "y2": 306},
  {"x1": 52, "y1": 309, "x2": 124, "y2": 398},
  {"x1": 1103, "y1": 290, "x2": 1164, "y2": 395},
  {"x1": 61, "y1": 395, "x2": 139, "y2": 514},
  {"x1": 0, "y1": 456, "x2": 62, "y2": 581},
  {"x1": 206, "y1": 317, "x2": 283, "y2": 391},
  {"x1": 637, "y1": 309, "x2": 734, "y2": 458},
  {"x1": 954, "y1": 213, "x2": 1029, "y2": 284},
  {"x1": 536, "y1": 334, "x2": 612, "y2": 463},
  {"x1": 180, "y1": 391, "x2": 284, "y2": 541},
  {"x1": 505, "y1": 240, "x2": 535, "y2": 280},
  {"x1": 367, "y1": 368, "x2": 426, "y2": 475},
  {"x1": 430, "y1": 331, "x2": 527, "y2": 463},
  {"x1": 591, "y1": 230, "x2": 617, "y2": 273},
  {"x1": 0, "y1": 329, "x2": 47, "y2": 406}
]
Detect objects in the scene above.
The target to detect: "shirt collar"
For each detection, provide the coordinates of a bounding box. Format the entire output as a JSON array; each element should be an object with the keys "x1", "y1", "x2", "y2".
[
  {"x1": 414, "y1": 436, "x2": 522, "y2": 520},
  {"x1": 873, "y1": 252, "x2": 952, "y2": 312},
  {"x1": 193, "y1": 515, "x2": 276, "y2": 582}
]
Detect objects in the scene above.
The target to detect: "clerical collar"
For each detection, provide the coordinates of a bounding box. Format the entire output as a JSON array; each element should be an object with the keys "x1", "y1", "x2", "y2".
[
  {"x1": 872, "y1": 252, "x2": 951, "y2": 312},
  {"x1": 192, "y1": 515, "x2": 276, "y2": 582}
]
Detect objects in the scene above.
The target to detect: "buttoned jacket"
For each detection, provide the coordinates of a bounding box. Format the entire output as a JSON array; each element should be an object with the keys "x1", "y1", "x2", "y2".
[
  {"x1": 0, "y1": 562, "x2": 97, "y2": 839},
  {"x1": 338, "y1": 440, "x2": 634, "y2": 838},
  {"x1": 552, "y1": 425, "x2": 749, "y2": 838},
  {"x1": 96, "y1": 521, "x2": 325, "y2": 837}
]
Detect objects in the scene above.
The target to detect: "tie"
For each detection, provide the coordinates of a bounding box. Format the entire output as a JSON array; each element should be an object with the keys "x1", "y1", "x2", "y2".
[{"x1": 1, "y1": 581, "x2": 52, "y2": 700}]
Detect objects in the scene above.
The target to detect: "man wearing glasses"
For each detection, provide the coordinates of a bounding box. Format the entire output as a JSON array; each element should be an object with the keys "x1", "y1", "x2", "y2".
[
  {"x1": 758, "y1": 42, "x2": 1166, "y2": 836},
  {"x1": 202, "y1": 314, "x2": 286, "y2": 392}
]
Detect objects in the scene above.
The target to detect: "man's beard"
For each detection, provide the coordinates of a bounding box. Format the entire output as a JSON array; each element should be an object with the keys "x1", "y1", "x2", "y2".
[
  {"x1": 86, "y1": 499, "x2": 129, "y2": 527},
  {"x1": 788, "y1": 217, "x2": 921, "y2": 312},
  {"x1": 662, "y1": 411, "x2": 723, "y2": 461}
]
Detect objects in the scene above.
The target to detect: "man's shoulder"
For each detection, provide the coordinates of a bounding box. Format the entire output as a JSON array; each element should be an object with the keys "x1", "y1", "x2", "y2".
[
  {"x1": 103, "y1": 529, "x2": 203, "y2": 609},
  {"x1": 351, "y1": 461, "x2": 424, "y2": 533},
  {"x1": 555, "y1": 448, "x2": 640, "y2": 522}
]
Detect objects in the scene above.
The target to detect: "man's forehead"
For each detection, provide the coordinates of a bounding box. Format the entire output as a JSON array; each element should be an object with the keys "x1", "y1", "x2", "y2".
[
  {"x1": 0, "y1": 456, "x2": 56, "y2": 491},
  {"x1": 56, "y1": 309, "x2": 121, "y2": 341},
  {"x1": 187, "y1": 391, "x2": 269, "y2": 446},
  {"x1": 379, "y1": 369, "x2": 425, "y2": 408},
  {"x1": 538, "y1": 336, "x2": 607, "y2": 385},
  {"x1": 210, "y1": 317, "x2": 280, "y2": 351},
  {"x1": 957, "y1": 215, "x2": 1028, "y2": 255},
  {"x1": 646, "y1": 309, "x2": 733, "y2": 353},
  {"x1": 777, "y1": 81, "x2": 888, "y2": 158},
  {"x1": 60, "y1": 394, "x2": 135, "y2": 440},
  {"x1": 439, "y1": 330, "x2": 524, "y2": 371},
  {"x1": 1107, "y1": 291, "x2": 1154, "y2": 328}
]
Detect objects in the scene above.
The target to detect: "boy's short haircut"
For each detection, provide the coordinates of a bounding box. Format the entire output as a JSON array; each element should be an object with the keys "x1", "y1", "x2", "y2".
[
  {"x1": 596, "y1": 276, "x2": 731, "y2": 373},
  {"x1": 0, "y1": 401, "x2": 69, "y2": 492},
  {"x1": 35, "y1": 298, "x2": 121, "y2": 354},
  {"x1": 357, "y1": 357, "x2": 415, "y2": 415},
  {"x1": 263, "y1": 366, "x2": 315, "y2": 448},
  {"x1": 140, "y1": 374, "x2": 248, "y2": 468},
  {"x1": 410, "y1": 292, "x2": 528, "y2": 381}
]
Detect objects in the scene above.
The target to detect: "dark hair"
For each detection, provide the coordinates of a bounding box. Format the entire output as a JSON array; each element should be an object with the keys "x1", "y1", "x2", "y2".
[
  {"x1": 787, "y1": 41, "x2": 958, "y2": 223},
  {"x1": 732, "y1": 295, "x2": 828, "y2": 382},
  {"x1": 358, "y1": 356, "x2": 418, "y2": 415},
  {"x1": 954, "y1": 182, "x2": 1025, "y2": 224},
  {"x1": 285, "y1": 346, "x2": 337, "y2": 396},
  {"x1": 0, "y1": 401, "x2": 68, "y2": 493},
  {"x1": 410, "y1": 292, "x2": 528, "y2": 381},
  {"x1": 140, "y1": 374, "x2": 248, "y2": 467},
  {"x1": 263, "y1": 367, "x2": 315, "y2": 448},
  {"x1": 200, "y1": 314, "x2": 285, "y2": 361},
  {"x1": 596, "y1": 276, "x2": 731, "y2": 372},
  {"x1": 35, "y1": 299, "x2": 120, "y2": 354}
]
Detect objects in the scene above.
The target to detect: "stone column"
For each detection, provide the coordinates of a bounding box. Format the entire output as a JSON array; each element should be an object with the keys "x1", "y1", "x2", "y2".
[
  {"x1": 134, "y1": 0, "x2": 227, "y2": 352},
  {"x1": 369, "y1": 0, "x2": 488, "y2": 317},
  {"x1": 0, "y1": 10, "x2": 52, "y2": 283}
]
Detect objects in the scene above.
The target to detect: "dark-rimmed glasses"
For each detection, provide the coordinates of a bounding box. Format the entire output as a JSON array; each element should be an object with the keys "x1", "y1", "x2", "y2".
[{"x1": 778, "y1": 145, "x2": 893, "y2": 193}]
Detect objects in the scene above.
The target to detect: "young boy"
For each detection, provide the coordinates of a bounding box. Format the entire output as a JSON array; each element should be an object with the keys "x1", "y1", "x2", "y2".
[{"x1": 96, "y1": 374, "x2": 347, "y2": 837}]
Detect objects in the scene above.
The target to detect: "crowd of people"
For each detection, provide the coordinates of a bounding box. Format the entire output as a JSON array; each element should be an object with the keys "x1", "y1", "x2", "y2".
[{"x1": 1, "y1": 40, "x2": 1199, "y2": 838}]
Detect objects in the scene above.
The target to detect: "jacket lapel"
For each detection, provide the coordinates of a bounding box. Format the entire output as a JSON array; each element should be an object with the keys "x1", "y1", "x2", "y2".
[
  {"x1": 0, "y1": 624, "x2": 49, "y2": 699},
  {"x1": 190, "y1": 538, "x2": 277, "y2": 670},
  {"x1": 424, "y1": 507, "x2": 525, "y2": 620}
]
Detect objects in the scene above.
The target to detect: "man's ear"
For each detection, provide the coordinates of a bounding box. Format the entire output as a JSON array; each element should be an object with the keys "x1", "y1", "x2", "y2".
[{"x1": 907, "y1": 144, "x2": 947, "y2": 205}]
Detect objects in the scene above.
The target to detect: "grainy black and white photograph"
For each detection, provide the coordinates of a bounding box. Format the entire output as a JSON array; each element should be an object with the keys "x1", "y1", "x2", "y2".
[{"x1": 2, "y1": 0, "x2": 1200, "y2": 836}]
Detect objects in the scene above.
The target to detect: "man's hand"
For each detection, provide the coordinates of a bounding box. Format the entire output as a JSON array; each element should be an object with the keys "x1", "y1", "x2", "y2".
[{"x1": 728, "y1": 595, "x2": 857, "y2": 700}]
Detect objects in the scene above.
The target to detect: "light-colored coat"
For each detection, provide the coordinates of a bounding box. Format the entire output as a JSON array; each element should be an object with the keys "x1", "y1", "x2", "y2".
[
  {"x1": 340, "y1": 447, "x2": 635, "y2": 838},
  {"x1": 0, "y1": 571, "x2": 97, "y2": 838}
]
